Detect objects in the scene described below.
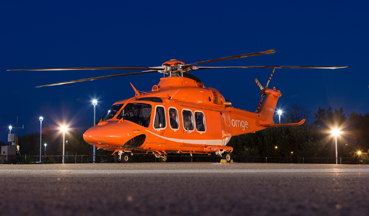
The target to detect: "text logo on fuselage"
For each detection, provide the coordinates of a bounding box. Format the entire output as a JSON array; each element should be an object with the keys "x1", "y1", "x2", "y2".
[{"x1": 231, "y1": 119, "x2": 249, "y2": 131}]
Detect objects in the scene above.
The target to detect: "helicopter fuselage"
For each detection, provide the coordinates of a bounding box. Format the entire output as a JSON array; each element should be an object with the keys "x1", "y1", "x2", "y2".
[{"x1": 83, "y1": 76, "x2": 281, "y2": 158}]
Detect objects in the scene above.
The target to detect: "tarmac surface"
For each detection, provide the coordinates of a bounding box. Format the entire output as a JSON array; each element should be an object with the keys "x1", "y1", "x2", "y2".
[{"x1": 0, "y1": 163, "x2": 369, "y2": 216}]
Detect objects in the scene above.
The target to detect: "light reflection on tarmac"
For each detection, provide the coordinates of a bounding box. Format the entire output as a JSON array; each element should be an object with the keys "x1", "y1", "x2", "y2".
[
  {"x1": 0, "y1": 163, "x2": 369, "y2": 216},
  {"x1": 1, "y1": 168, "x2": 369, "y2": 174}
]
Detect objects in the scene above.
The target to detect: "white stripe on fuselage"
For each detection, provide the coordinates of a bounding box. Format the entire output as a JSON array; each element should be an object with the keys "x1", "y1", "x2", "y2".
[{"x1": 145, "y1": 130, "x2": 224, "y2": 146}]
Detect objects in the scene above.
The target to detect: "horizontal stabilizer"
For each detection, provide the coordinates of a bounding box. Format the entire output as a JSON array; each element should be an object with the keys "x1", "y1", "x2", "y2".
[{"x1": 260, "y1": 119, "x2": 306, "y2": 127}]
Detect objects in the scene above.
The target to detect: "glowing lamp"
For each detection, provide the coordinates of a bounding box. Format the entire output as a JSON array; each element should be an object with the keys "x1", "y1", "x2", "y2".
[
  {"x1": 92, "y1": 99, "x2": 98, "y2": 106},
  {"x1": 331, "y1": 129, "x2": 341, "y2": 136},
  {"x1": 60, "y1": 125, "x2": 68, "y2": 132}
]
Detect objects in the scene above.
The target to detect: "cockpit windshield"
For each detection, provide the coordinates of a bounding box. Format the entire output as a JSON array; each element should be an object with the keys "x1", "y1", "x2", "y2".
[
  {"x1": 117, "y1": 103, "x2": 152, "y2": 127},
  {"x1": 103, "y1": 104, "x2": 124, "y2": 121}
]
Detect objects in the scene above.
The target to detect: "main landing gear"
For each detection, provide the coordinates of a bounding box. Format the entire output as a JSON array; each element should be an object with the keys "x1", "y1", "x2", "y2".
[
  {"x1": 158, "y1": 155, "x2": 168, "y2": 162},
  {"x1": 222, "y1": 152, "x2": 232, "y2": 163},
  {"x1": 216, "y1": 150, "x2": 232, "y2": 163}
]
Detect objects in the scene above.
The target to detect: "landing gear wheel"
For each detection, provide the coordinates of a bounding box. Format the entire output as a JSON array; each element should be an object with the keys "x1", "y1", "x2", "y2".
[
  {"x1": 159, "y1": 155, "x2": 168, "y2": 162},
  {"x1": 114, "y1": 153, "x2": 122, "y2": 163},
  {"x1": 122, "y1": 153, "x2": 130, "y2": 163},
  {"x1": 222, "y1": 152, "x2": 232, "y2": 163}
]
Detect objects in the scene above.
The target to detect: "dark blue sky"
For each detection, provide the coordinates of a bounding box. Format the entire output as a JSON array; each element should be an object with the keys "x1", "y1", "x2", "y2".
[{"x1": 1, "y1": 0, "x2": 368, "y2": 142}]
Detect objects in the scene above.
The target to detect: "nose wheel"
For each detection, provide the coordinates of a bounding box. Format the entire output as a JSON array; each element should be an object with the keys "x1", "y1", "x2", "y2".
[
  {"x1": 114, "y1": 153, "x2": 122, "y2": 163},
  {"x1": 114, "y1": 152, "x2": 131, "y2": 163},
  {"x1": 122, "y1": 153, "x2": 130, "y2": 163}
]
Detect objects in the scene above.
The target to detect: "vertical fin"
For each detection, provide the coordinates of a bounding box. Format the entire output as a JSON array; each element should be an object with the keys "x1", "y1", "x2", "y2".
[{"x1": 259, "y1": 89, "x2": 282, "y2": 123}]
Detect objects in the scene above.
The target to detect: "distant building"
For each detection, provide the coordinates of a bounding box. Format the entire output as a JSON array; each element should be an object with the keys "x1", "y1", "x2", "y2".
[
  {"x1": 0, "y1": 142, "x2": 6, "y2": 163},
  {"x1": 1, "y1": 145, "x2": 17, "y2": 163}
]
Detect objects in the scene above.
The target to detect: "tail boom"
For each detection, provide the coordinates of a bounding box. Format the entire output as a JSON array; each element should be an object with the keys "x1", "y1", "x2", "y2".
[{"x1": 260, "y1": 119, "x2": 306, "y2": 127}]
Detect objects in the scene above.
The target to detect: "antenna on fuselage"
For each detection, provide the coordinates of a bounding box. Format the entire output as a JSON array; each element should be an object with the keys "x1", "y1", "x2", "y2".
[{"x1": 130, "y1": 82, "x2": 140, "y2": 96}]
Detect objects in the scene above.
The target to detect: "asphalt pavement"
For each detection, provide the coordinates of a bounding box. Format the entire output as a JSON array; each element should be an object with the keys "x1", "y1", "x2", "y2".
[{"x1": 0, "y1": 163, "x2": 368, "y2": 216}]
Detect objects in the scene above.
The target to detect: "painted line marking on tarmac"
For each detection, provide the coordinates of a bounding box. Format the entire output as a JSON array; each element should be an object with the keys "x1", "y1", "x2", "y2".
[{"x1": 1, "y1": 169, "x2": 369, "y2": 174}]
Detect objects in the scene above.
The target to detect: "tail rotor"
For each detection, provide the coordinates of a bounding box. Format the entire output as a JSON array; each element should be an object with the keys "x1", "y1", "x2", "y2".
[{"x1": 255, "y1": 68, "x2": 276, "y2": 113}]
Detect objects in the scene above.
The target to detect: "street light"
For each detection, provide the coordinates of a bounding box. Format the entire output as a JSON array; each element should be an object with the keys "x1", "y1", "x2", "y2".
[
  {"x1": 275, "y1": 146, "x2": 278, "y2": 149},
  {"x1": 44, "y1": 143, "x2": 47, "y2": 157},
  {"x1": 92, "y1": 99, "x2": 98, "y2": 163},
  {"x1": 277, "y1": 109, "x2": 282, "y2": 124},
  {"x1": 331, "y1": 128, "x2": 341, "y2": 164},
  {"x1": 60, "y1": 125, "x2": 68, "y2": 164},
  {"x1": 39, "y1": 116, "x2": 43, "y2": 163},
  {"x1": 8, "y1": 125, "x2": 12, "y2": 134}
]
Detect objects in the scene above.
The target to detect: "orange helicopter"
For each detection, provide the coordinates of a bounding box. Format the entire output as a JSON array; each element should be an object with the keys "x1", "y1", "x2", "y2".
[{"x1": 9, "y1": 50, "x2": 347, "y2": 162}]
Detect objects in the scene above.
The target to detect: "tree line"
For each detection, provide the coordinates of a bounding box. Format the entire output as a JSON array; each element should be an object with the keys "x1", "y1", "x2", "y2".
[
  {"x1": 229, "y1": 105, "x2": 369, "y2": 158},
  {"x1": 5, "y1": 105, "x2": 369, "y2": 160},
  {"x1": 17, "y1": 125, "x2": 94, "y2": 157}
]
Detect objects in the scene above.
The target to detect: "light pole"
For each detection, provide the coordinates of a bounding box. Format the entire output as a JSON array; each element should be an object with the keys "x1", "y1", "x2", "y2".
[
  {"x1": 60, "y1": 126, "x2": 68, "y2": 164},
  {"x1": 331, "y1": 128, "x2": 341, "y2": 164},
  {"x1": 92, "y1": 99, "x2": 97, "y2": 163},
  {"x1": 8, "y1": 125, "x2": 12, "y2": 145},
  {"x1": 277, "y1": 109, "x2": 282, "y2": 124},
  {"x1": 39, "y1": 116, "x2": 43, "y2": 162},
  {"x1": 44, "y1": 143, "x2": 47, "y2": 157}
]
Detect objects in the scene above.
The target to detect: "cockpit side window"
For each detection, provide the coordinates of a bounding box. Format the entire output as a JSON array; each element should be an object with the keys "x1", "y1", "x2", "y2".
[
  {"x1": 104, "y1": 104, "x2": 123, "y2": 121},
  {"x1": 154, "y1": 106, "x2": 166, "y2": 129},
  {"x1": 118, "y1": 103, "x2": 152, "y2": 127},
  {"x1": 182, "y1": 110, "x2": 194, "y2": 131},
  {"x1": 169, "y1": 108, "x2": 179, "y2": 130}
]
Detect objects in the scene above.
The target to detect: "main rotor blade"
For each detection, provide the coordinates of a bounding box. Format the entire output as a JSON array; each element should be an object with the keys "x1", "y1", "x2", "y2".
[
  {"x1": 183, "y1": 72, "x2": 202, "y2": 83},
  {"x1": 7, "y1": 66, "x2": 162, "y2": 72},
  {"x1": 184, "y1": 50, "x2": 276, "y2": 68},
  {"x1": 195, "y1": 66, "x2": 348, "y2": 70},
  {"x1": 36, "y1": 70, "x2": 157, "y2": 88}
]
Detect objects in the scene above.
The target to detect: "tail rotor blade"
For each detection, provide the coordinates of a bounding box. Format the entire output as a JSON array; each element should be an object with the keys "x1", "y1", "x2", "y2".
[
  {"x1": 265, "y1": 67, "x2": 276, "y2": 88},
  {"x1": 255, "y1": 94, "x2": 265, "y2": 113},
  {"x1": 255, "y1": 78, "x2": 264, "y2": 90}
]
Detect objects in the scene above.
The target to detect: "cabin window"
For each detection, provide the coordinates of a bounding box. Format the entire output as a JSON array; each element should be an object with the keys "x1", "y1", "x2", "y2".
[
  {"x1": 195, "y1": 111, "x2": 206, "y2": 132},
  {"x1": 182, "y1": 110, "x2": 194, "y2": 131},
  {"x1": 119, "y1": 103, "x2": 152, "y2": 127},
  {"x1": 154, "y1": 106, "x2": 166, "y2": 129},
  {"x1": 169, "y1": 108, "x2": 179, "y2": 130}
]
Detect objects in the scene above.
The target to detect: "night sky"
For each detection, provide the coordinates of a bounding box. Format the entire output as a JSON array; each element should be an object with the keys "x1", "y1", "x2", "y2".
[{"x1": 1, "y1": 0, "x2": 368, "y2": 142}]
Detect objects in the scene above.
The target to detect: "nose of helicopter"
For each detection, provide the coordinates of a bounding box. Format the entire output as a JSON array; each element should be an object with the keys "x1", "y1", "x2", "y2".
[
  {"x1": 83, "y1": 125, "x2": 108, "y2": 145},
  {"x1": 83, "y1": 121, "x2": 146, "y2": 148}
]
